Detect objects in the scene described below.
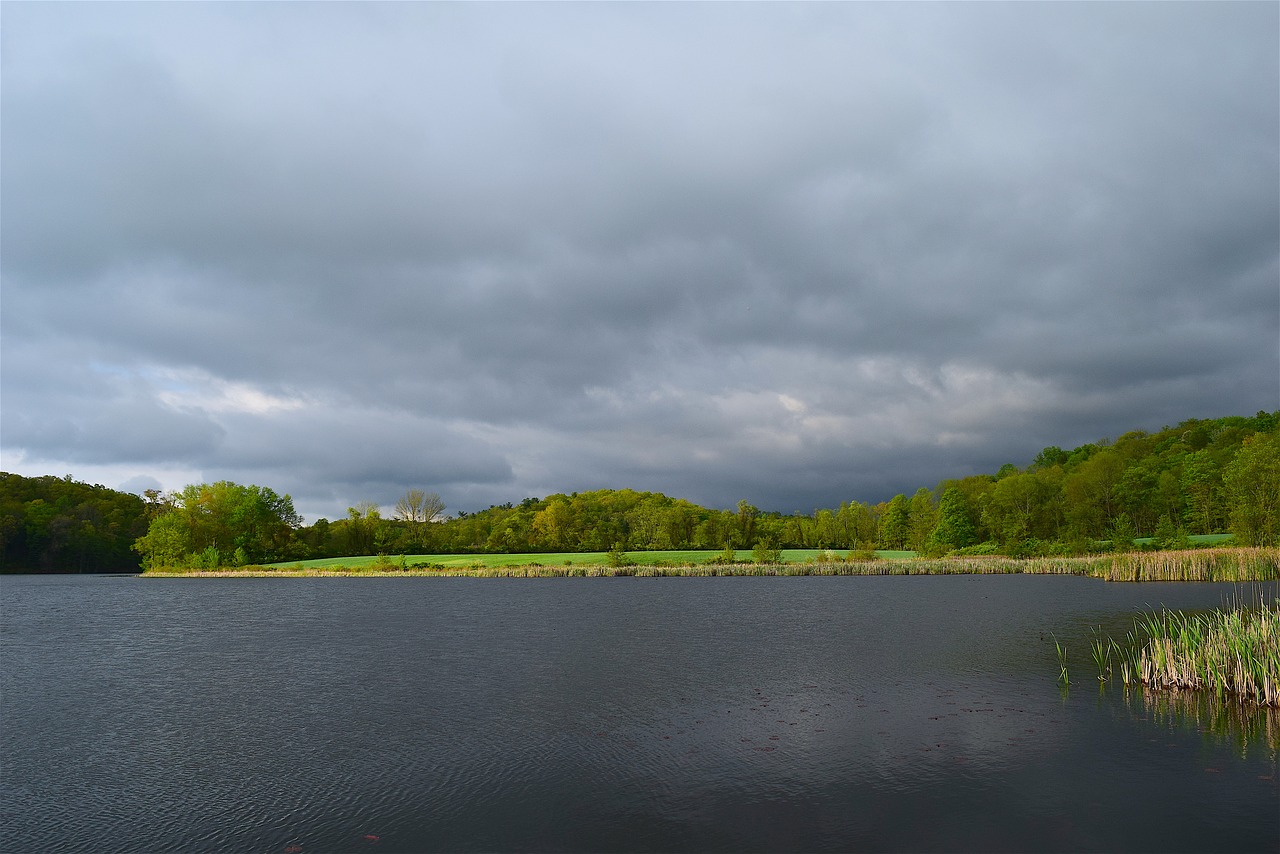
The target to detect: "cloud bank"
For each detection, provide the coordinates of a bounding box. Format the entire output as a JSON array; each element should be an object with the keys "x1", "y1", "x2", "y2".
[{"x1": 3, "y1": 3, "x2": 1277, "y2": 520}]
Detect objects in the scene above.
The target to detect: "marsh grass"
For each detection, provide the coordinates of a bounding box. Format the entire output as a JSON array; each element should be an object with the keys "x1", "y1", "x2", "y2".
[
  {"x1": 1122, "y1": 600, "x2": 1280, "y2": 707},
  {"x1": 1052, "y1": 633, "x2": 1070, "y2": 687},
  {"x1": 1099, "y1": 548, "x2": 1280, "y2": 582},
  {"x1": 149, "y1": 547, "x2": 1280, "y2": 582}
]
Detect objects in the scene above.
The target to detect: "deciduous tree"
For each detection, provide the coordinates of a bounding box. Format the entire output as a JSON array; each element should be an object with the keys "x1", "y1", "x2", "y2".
[
  {"x1": 1223, "y1": 430, "x2": 1280, "y2": 546},
  {"x1": 393, "y1": 489, "x2": 445, "y2": 523}
]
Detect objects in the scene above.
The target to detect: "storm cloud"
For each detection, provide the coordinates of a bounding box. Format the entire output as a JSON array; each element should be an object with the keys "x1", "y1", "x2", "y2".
[{"x1": 3, "y1": 2, "x2": 1277, "y2": 521}]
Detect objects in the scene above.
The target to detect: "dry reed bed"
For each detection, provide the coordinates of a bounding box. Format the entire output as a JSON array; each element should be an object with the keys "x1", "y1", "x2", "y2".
[{"x1": 1099, "y1": 548, "x2": 1280, "y2": 582}]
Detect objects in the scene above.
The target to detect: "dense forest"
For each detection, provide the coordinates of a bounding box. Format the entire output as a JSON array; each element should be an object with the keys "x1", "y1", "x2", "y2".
[
  {"x1": 2, "y1": 412, "x2": 1277, "y2": 572},
  {"x1": 0, "y1": 474, "x2": 150, "y2": 572}
]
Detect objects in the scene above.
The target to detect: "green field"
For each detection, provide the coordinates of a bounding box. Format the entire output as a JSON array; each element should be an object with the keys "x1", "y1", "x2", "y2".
[
  {"x1": 266, "y1": 548, "x2": 918, "y2": 570},
  {"x1": 260, "y1": 536, "x2": 1232, "y2": 572},
  {"x1": 1134, "y1": 533, "x2": 1235, "y2": 546}
]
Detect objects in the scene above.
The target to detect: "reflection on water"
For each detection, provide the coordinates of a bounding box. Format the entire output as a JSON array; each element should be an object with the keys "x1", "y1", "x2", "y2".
[
  {"x1": 1, "y1": 574, "x2": 1277, "y2": 853},
  {"x1": 1125, "y1": 684, "x2": 1280, "y2": 756}
]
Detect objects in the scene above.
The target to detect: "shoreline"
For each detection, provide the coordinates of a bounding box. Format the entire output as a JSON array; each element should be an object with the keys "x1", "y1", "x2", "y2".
[{"x1": 141, "y1": 547, "x2": 1280, "y2": 582}]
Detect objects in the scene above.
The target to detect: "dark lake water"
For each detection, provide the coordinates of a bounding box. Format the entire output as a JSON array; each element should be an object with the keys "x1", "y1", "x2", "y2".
[{"x1": 2, "y1": 574, "x2": 1277, "y2": 853}]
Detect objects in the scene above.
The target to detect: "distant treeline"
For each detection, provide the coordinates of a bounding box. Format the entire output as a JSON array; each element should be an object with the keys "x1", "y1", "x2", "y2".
[
  {"x1": 2, "y1": 412, "x2": 1277, "y2": 572},
  {"x1": 320, "y1": 411, "x2": 1275, "y2": 560}
]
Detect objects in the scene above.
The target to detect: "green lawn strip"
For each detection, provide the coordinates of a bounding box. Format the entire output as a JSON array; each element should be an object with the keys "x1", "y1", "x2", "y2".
[{"x1": 1129, "y1": 533, "x2": 1235, "y2": 547}]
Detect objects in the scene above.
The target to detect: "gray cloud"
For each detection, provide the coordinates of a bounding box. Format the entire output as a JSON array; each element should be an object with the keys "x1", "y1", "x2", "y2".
[{"x1": 2, "y1": 2, "x2": 1276, "y2": 521}]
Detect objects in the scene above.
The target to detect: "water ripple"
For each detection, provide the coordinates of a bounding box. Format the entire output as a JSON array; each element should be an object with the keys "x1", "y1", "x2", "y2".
[{"x1": 3, "y1": 576, "x2": 1277, "y2": 852}]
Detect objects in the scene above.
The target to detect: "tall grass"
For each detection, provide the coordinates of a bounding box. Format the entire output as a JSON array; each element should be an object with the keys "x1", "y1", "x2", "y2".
[
  {"x1": 1099, "y1": 548, "x2": 1280, "y2": 582},
  {"x1": 149, "y1": 547, "x2": 1280, "y2": 581},
  {"x1": 1121, "y1": 600, "x2": 1280, "y2": 707}
]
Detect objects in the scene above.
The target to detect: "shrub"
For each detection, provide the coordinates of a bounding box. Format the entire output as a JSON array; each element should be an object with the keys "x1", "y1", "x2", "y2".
[
  {"x1": 705, "y1": 544, "x2": 739, "y2": 565},
  {"x1": 370, "y1": 553, "x2": 407, "y2": 571},
  {"x1": 956, "y1": 541, "x2": 999, "y2": 556},
  {"x1": 1108, "y1": 514, "x2": 1137, "y2": 553},
  {"x1": 752, "y1": 538, "x2": 782, "y2": 564},
  {"x1": 1004, "y1": 538, "x2": 1047, "y2": 559},
  {"x1": 188, "y1": 545, "x2": 223, "y2": 569}
]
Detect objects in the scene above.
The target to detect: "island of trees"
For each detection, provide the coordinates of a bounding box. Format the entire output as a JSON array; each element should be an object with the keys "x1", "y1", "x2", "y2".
[{"x1": 1, "y1": 411, "x2": 1276, "y2": 573}]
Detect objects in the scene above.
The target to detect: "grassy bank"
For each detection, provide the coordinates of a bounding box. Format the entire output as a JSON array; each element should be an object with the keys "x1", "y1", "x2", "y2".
[
  {"x1": 143, "y1": 546, "x2": 1279, "y2": 581},
  {"x1": 259, "y1": 549, "x2": 918, "y2": 570}
]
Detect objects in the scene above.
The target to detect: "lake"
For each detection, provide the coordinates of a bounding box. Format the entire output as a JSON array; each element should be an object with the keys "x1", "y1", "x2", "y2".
[{"x1": 1, "y1": 574, "x2": 1277, "y2": 853}]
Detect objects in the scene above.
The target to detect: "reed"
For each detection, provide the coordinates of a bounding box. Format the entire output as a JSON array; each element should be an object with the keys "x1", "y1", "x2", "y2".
[
  {"x1": 146, "y1": 547, "x2": 1279, "y2": 582},
  {"x1": 1053, "y1": 633, "x2": 1070, "y2": 687},
  {"x1": 1115, "y1": 599, "x2": 1280, "y2": 708},
  {"x1": 1099, "y1": 548, "x2": 1280, "y2": 583}
]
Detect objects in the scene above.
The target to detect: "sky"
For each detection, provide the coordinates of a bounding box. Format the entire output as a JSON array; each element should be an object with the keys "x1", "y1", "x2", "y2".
[{"x1": 3, "y1": 2, "x2": 1278, "y2": 523}]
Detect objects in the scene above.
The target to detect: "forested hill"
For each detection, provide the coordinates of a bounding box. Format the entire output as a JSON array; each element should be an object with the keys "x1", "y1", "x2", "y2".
[
  {"x1": 3, "y1": 411, "x2": 1278, "y2": 572},
  {"x1": 0, "y1": 473, "x2": 150, "y2": 572}
]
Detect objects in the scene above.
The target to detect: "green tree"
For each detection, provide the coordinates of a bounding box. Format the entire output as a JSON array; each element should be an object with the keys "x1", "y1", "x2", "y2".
[
  {"x1": 532, "y1": 498, "x2": 575, "y2": 551},
  {"x1": 1152, "y1": 513, "x2": 1191, "y2": 550},
  {"x1": 929, "y1": 486, "x2": 978, "y2": 552},
  {"x1": 1180, "y1": 450, "x2": 1221, "y2": 534},
  {"x1": 1, "y1": 473, "x2": 150, "y2": 573},
  {"x1": 752, "y1": 537, "x2": 782, "y2": 564},
  {"x1": 1107, "y1": 513, "x2": 1137, "y2": 552},
  {"x1": 1063, "y1": 450, "x2": 1124, "y2": 538},
  {"x1": 736, "y1": 500, "x2": 759, "y2": 547},
  {"x1": 813, "y1": 508, "x2": 838, "y2": 549},
  {"x1": 878, "y1": 494, "x2": 910, "y2": 549},
  {"x1": 1031, "y1": 446, "x2": 1069, "y2": 470},
  {"x1": 131, "y1": 511, "x2": 188, "y2": 569},
  {"x1": 340, "y1": 501, "x2": 382, "y2": 555},
  {"x1": 1223, "y1": 430, "x2": 1280, "y2": 546},
  {"x1": 983, "y1": 471, "x2": 1058, "y2": 550},
  {"x1": 836, "y1": 501, "x2": 876, "y2": 549},
  {"x1": 907, "y1": 488, "x2": 938, "y2": 552},
  {"x1": 133, "y1": 481, "x2": 301, "y2": 568}
]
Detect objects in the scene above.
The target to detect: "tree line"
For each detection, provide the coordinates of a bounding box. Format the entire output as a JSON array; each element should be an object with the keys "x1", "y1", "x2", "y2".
[
  {"x1": 297, "y1": 411, "x2": 1275, "y2": 560},
  {"x1": 2, "y1": 412, "x2": 1276, "y2": 572}
]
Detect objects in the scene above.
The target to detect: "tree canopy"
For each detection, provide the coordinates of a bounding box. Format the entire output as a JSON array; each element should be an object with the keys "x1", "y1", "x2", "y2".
[
  {"x1": 132, "y1": 481, "x2": 301, "y2": 569},
  {"x1": 0, "y1": 473, "x2": 150, "y2": 572}
]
